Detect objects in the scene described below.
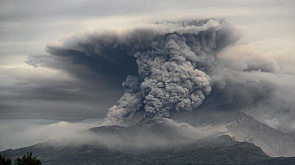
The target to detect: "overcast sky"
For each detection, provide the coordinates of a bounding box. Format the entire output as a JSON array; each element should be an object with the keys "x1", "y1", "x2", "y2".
[
  {"x1": 0, "y1": 0, "x2": 295, "y2": 152},
  {"x1": 0, "y1": 0, "x2": 294, "y2": 122}
]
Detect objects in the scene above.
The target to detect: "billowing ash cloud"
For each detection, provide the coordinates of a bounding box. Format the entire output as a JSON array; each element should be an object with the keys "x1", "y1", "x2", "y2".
[
  {"x1": 105, "y1": 19, "x2": 239, "y2": 124},
  {"x1": 26, "y1": 18, "x2": 295, "y2": 132},
  {"x1": 30, "y1": 19, "x2": 239, "y2": 125}
]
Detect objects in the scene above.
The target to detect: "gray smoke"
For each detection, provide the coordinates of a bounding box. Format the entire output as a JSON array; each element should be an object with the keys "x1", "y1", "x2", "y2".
[
  {"x1": 105, "y1": 19, "x2": 238, "y2": 124},
  {"x1": 24, "y1": 18, "x2": 295, "y2": 132},
  {"x1": 29, "y1": 19, "x2": 239, "y2": 125}
]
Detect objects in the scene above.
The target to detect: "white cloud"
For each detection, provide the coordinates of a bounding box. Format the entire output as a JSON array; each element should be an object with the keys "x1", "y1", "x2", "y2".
[{"x1": 0, "y1": 119, "x2": 105, "y2": 151}]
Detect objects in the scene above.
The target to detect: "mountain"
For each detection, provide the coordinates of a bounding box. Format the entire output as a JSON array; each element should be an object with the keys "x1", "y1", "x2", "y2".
[
  {"x1": 88, "y1": 118, "x2": 197, "y2": 148},
  {"x1": 172, "y1": 110, "x2": 295, "y2": 157},
  {"x1": 3, "y1": 135, "x2": 293, "y2": 165},
  {"x1": 1, "y1": 111, "x2": 295, "y2": 164},
  {"x1": 92, "y1": 111, "x2": 295, "y2": 157},
  {"x1": 2, "y1": 134, "x2": 295, "y2": 165}
]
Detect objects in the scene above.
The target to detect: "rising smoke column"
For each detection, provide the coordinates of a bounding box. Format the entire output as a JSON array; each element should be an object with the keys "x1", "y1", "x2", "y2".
[
  {"x1": 106, "y1": 19, "x2": 231, "y2": 124},
  {"x1": 27, "y1": 18, "x2": 295, "y2": 132},
  {"x1": 36, "y1": 19, "x2": 237, "y2": 125}
]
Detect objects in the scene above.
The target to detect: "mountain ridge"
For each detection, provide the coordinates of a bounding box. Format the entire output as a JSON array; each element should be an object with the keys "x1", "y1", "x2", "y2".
[
  {"x1": 171, "y1": 110, "x2": 295, "y2": 157},
  {"x1": 1, "y1": 111, "x2": 295, "y2": 164}
]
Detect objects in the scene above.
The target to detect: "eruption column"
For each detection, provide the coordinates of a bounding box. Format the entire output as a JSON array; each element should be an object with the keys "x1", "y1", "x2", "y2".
[{"x1": 106, "y1": 19, "x2": 224, "y2": 124}]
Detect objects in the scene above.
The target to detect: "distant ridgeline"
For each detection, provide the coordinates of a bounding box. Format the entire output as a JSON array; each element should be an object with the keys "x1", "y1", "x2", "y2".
[
  {"x1": 1, "y1": 111, "x2": 295, "y2": 165},
  {"x1": 1, "y1": 135, "x2": 295, "y2": 165}
]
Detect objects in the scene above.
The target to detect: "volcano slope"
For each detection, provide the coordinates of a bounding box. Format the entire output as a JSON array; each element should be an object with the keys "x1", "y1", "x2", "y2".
[{"x1": 2, "y1": 113, "x2": 295, "y2": 165}]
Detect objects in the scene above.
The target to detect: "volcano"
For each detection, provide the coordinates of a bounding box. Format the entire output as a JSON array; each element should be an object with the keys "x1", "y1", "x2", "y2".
[{"x1": 1, "y1": 111, "x2": 295, "y2": 165}]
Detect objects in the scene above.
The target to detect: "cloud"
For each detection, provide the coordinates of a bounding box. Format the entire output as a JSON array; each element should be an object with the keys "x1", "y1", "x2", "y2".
[
  {"x1": 0, "y1": 119, "x2": 105, "y2": 151},
  {"x1": 26, "y1": 17, "x2": 295, "y2": 133},
  {"x1": 27, "y1": 19, "x2": 240, "y2": 125},
  {"x1": 0, "y1": 0, "x2": 294, "y2": 133},
  {"x1": 0, "y1": 57, "x2": 123, "y2": 120},
  {"x1": 194, "y1": 45, "x2": 295, "y2": 132}
]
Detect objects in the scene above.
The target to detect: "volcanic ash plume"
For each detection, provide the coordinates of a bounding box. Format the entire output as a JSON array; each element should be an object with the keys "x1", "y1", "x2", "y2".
[{"x1": 106, "y1": 19, "x2": 235, "y2": 125}]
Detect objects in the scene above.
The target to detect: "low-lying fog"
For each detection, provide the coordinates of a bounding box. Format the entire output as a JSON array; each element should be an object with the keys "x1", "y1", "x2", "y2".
[{"x1": 0, "y1": 119, "x2": 105, "y2": 151}]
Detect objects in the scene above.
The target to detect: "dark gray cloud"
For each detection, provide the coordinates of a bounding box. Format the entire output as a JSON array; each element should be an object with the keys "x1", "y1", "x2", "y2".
[
  {"x1": 0, "y1": 59, "x2": 124, "y2": 120},
  {"x1": 27, "y1": 19, "x2": 242, "y2": 125},
  {"x1": 27, "y1": 18, "x2": 295, "y2": 132},
  {"x1": 2, "y1": 16, "x2": 293, "y2": 133},
  {"x1": 0, "y1": 0, "x2": 293, "y2": 132},
  {"x1": 212, "y1": 50, "x2": 294, "y2": 109},
  {"x1": 190, "y1": 46, "x2": 295, "y2": 133}
]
